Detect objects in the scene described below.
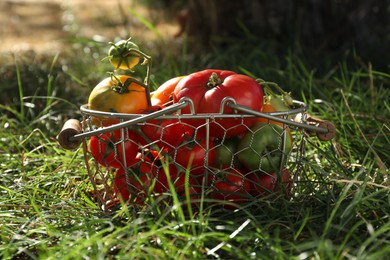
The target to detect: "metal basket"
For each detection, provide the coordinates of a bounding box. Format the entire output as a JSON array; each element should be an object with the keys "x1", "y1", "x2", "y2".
[{"x1": 58, "y1": 97, "x2": 335, "y2": 211}]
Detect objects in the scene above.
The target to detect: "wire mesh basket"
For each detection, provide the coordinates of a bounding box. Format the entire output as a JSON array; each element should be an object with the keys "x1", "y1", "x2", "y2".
[{"x1": 58, "y1": 96, "x2": 335, "y2": 211}]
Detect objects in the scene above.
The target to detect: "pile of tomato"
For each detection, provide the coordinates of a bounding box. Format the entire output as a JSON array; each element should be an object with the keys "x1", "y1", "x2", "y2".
[{"x1": 86, "y1": 38, "x2": 295, "y2": 208}]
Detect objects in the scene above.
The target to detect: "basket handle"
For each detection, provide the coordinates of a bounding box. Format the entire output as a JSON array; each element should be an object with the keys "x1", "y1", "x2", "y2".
[
  {"x1": 302, "y1": 115, "x2": 336, "y2": 141},
  {"x1": 57, "y1": 119, "x2": 83, "y2": 150}
]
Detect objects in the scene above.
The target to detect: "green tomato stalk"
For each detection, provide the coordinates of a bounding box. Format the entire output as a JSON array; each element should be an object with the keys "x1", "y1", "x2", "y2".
[
  {"x1": 108, "y1": 72, "x2": 147, "y2": 95},
  {"x1": 256, "y1": 79, "x2": 294, "y2": 109}
]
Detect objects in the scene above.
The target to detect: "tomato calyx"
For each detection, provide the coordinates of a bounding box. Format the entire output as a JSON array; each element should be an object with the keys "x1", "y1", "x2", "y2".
[
  {"x1": 108, "y1": 73, "x2": 147, "y2": 94},
  {"x1": 206, "y1": 72, "x2": 223, "y2": 89}
]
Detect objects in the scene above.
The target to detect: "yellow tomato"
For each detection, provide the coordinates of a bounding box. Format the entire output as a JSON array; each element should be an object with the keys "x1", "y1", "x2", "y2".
[{"x1": 88, "y1": 75, "x2": 148, "y2": 126}]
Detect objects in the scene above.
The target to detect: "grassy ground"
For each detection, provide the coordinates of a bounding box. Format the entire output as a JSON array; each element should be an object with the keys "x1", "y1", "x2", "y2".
[{"x1": 1, "y1": 16, "x2": 389, "y2": 260}]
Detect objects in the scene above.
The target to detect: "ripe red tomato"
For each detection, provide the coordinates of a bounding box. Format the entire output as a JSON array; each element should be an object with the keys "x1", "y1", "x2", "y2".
[
  {"x1": 151, "y1": 76, "x2": 186, "y2": 106},
  {"x1": 145, "y1": 161, "x2": 201, "y2": 210},
  {"x1": 89, "y1": 129, "x2": 143, "y2": 168},
  {"x1": 248, "y1": 168, "x2": 291, "y2": 197},
  {"x1": 113, "y1": 154, "x2": 158, "y2": 202},
  {"x1": 209, "y1": 168, "x2": 250, "y2": 204},
  {"x1": 174, "y1": 132, "x2": 216, "y2": 176},
  {"x1": 140, "y1": 105, "x2": 194, "y2": 151},
  {"x1": 172, "y1": 69, "x2": 263, "y2": 138},
  {"x1": 174, "y1": 174, "x2": 202, "y2": 207}
]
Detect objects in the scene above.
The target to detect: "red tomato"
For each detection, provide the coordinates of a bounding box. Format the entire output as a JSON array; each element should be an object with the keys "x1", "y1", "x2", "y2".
[
  {"x1": 248, "y1": 168, "x2": 291, "y2": 197},
  {"x1": 89, "y1": 129, "x2": 143, "y2": 168},
  {"x1": 172, "y1": 69, "x2": 263, "y2": 138},
  {"x1": 113, "y1": 155, "x2": 158, "y2": 202},
  {"x1": 140, "y1": 105, "x2": 194, "y2": 151},
  {"x1": 174, "y1": 132, "x2": 216, "y2": 176},
  {"x1": 210, "y1": 168, "x2": 250, "y2": 204},
  {"x1": 152, "y1": 162, "x2": 201, "y2": 210},
  {"x1": 154, "y1": 163, "x2": 177, "y2": 193},
  {"x1": 174, "y1": 174, "x2": 202, "y2": 207},
  {"x1": 151, "y1": 76, "x2": 186, "y2": 106}
]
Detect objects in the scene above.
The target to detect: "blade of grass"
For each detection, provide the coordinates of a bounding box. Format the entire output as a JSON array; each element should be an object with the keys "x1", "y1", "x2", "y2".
[
  {"x1": 340, "y1": 89, "x2": 388, "y2": 176},
  {"x1": 320, "y1": 170, "x2": 360, "y2": 240},
  {"x1": 14, "y1": 56, "x2": 24, "y2": 123},
  {"x1": 45, "y1": 53, "x2": 59, "y2": 110}
]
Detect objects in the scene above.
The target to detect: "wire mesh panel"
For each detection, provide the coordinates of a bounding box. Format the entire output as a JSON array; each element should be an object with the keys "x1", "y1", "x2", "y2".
[{"x1": 79, "y1": 100, "x2": 308, "y2": 211}]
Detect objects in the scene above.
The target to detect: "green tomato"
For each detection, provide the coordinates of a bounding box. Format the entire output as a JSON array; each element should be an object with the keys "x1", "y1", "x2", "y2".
[
  {"x1": 213, "y1": 136, "x2": 242, "y2": 168},
  {"x1": 108, "y1": 39, "x2": 141, "y2": 70},
  {"x1": 237, "y1": 122, "x2": 292, "y2": 173},
  {"x1": 269, "y1": 95, "x2": 290, "y2": 112}
]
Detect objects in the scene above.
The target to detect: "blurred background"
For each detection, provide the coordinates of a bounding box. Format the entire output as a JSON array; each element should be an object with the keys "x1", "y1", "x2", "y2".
[
  {"x1": 1, "y1": 0, "x2": 389, "y2": 65},
  {"x1": 0, "y1": 0, "x2": 389, "y2": 108}
]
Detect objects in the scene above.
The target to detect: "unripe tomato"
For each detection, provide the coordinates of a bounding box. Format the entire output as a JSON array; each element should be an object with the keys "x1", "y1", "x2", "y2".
[
  {"x1": 237, "y1": 122, "x2": 292, "y2": 173},
  {"x1": 213, "y1": 136, "x2": 242, "y2": 169},
  {"x1": 257, "y1": 103, "x2": 283, "y2": 126},
  {"x1": 257, "y1": 103, "x2": 293, "y2": 141},
  {"x1": 108, "y1": 39, "x2": 141, "y2": 70},
  {"x1": 88, "y1": 75, "x2": 148, "y2": 126},
  {"x1": 268, "y1": 96, "x2": 290, "y2": 112}
]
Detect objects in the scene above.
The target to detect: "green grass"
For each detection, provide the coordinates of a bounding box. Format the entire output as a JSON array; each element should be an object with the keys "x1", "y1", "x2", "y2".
[{"x1": 0, "y1": 31, "x2": 389, "y2": 259}]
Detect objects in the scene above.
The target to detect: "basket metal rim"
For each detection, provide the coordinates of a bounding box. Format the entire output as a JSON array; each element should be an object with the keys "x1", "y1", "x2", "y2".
[{"x1": 80, "y1": 100, "x2": 308, "y2": 120}]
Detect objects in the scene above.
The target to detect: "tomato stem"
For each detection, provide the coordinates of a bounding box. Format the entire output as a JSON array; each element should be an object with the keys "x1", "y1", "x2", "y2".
[
  {"x1": 122, "y1": 48, "x2": 153, "y2": 107},
  {"x1": 261, "y1": 82, "x2": 294, "y2": 107},
  {"x1": 108, "y1": 73, "x2": 147, "y2": 94},
  {"x1": 206, "y1": 72, "x2": 223, "y2": 89}
]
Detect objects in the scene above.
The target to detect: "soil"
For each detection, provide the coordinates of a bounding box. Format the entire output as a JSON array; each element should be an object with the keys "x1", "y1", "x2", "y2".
[{"x1": 0, "y1": 0, "x2": 179, "y2": 58}]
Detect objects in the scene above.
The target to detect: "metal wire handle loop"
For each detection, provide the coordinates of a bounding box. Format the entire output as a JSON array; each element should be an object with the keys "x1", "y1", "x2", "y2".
[
  {"x1": 177, "y1": 97, "x2": 196, "y2": 115},
  {"x1": 220, "y1": 97, "x2": 238, "y2": 114}
]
